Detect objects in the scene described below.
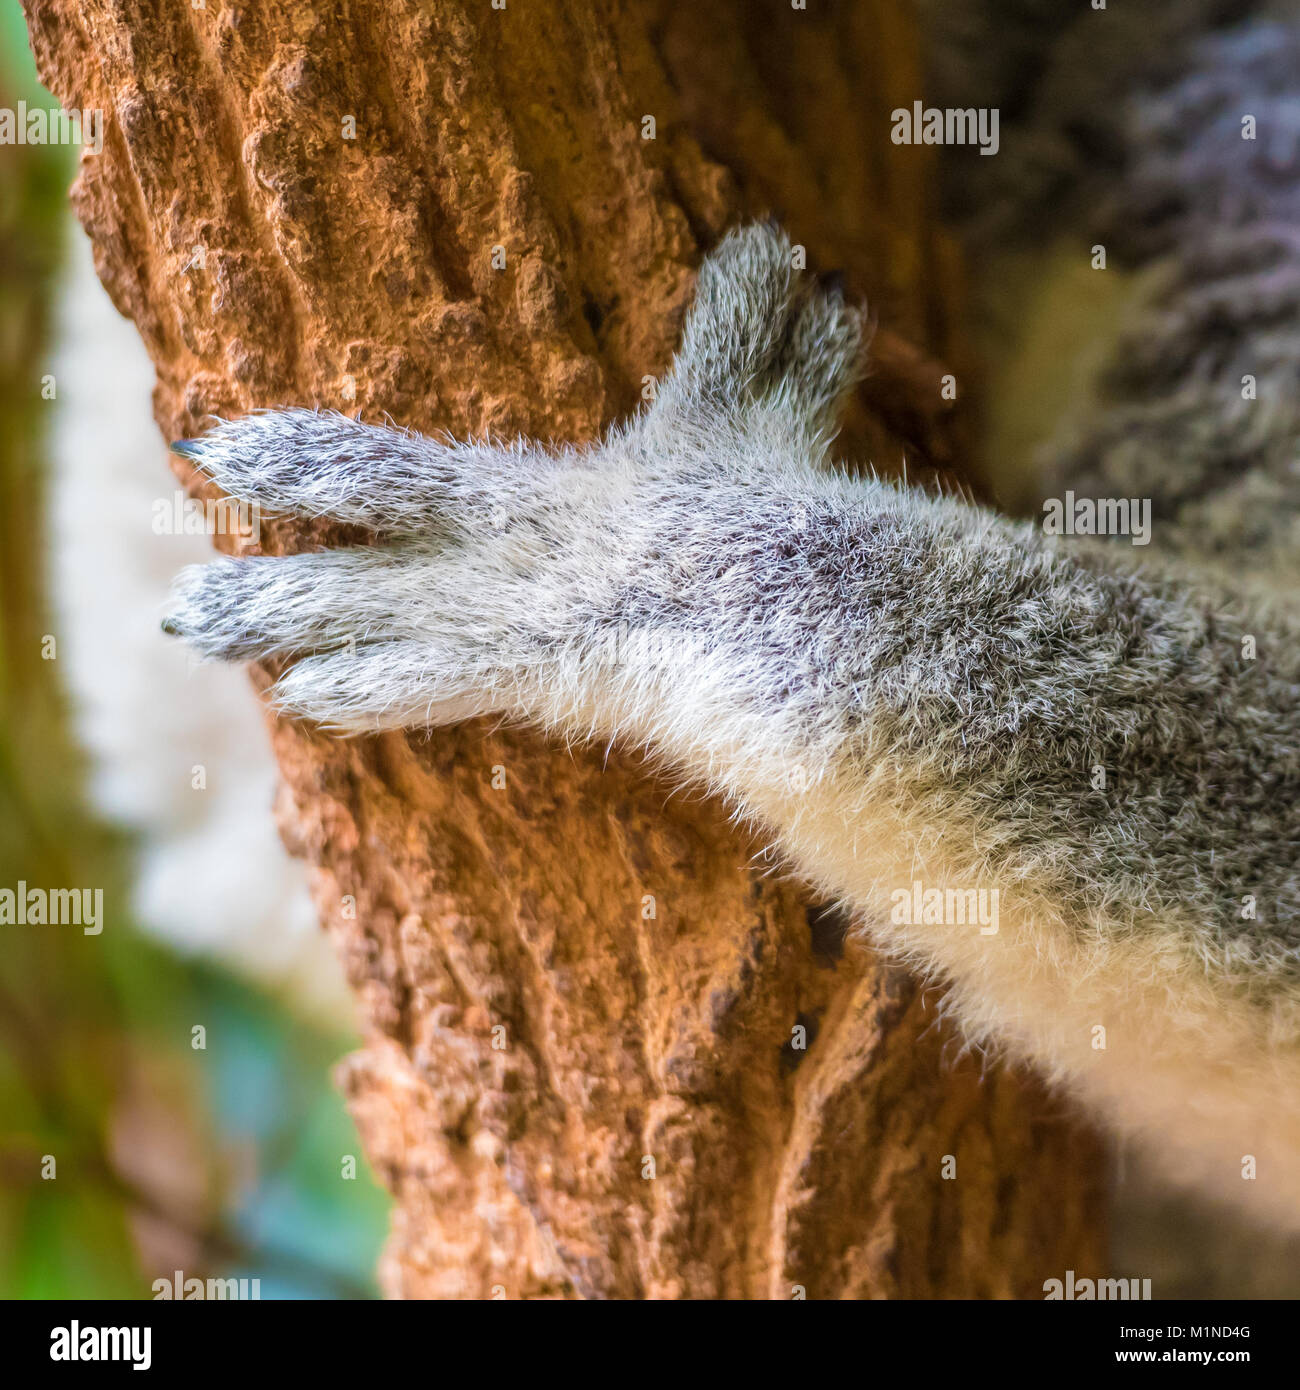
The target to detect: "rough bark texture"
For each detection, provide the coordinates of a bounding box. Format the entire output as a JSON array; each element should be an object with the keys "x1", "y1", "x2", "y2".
[{"x1": 24, "y1": 0, "x2": 1106, "y2": 1298}]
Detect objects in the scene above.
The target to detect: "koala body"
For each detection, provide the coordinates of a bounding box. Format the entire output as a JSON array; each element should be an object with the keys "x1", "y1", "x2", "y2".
[{"x1": 165, "y1": 217, "x2": 1300, "y2": 1232}]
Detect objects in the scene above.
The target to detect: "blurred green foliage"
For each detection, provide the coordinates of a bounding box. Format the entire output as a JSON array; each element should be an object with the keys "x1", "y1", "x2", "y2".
[{"x1": 0, "y1": 11, "x2": 388, "y2": 1299}]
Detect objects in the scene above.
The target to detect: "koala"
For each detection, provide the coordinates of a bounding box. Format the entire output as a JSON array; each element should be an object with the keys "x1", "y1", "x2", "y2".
[{"x1": 164, "y1": 189, "x2": 1300, "y2": 1233}]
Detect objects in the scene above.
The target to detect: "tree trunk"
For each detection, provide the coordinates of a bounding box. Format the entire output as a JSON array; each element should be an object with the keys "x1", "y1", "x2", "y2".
[{"x1": 24, "y1": 0, "x2": 1106, "y2": 1298}]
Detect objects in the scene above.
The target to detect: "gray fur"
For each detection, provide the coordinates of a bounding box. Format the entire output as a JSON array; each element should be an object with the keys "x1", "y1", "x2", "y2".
[
  {"x1": 1044, "y1": 20, "x2": 1300, "y2": 584},
  {"x1": 165, "y1": 222, "x2": 1300, "y2": 985},
  {"x1": 163, "y1": 37, "x2": 1300, "y2": 1215}
]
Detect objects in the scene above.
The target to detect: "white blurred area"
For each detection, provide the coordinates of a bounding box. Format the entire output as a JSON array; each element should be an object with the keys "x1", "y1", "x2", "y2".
[{"x1": 47, "y1": 223, "x2": 351, "y2": 1022}]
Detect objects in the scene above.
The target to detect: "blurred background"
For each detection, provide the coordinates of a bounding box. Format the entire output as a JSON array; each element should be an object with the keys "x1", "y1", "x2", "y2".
[{"x1": 0, "y1": 12, "x2": 388, "y2": 1299}]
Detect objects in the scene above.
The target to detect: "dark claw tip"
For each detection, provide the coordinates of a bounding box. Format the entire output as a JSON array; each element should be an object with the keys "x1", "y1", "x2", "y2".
[
  {"x1": 170, "y1": 439, "x2": 201, "y2": 458},
  {"x1": 160, "y1": 617, "x2": 181, "y2": 637}
]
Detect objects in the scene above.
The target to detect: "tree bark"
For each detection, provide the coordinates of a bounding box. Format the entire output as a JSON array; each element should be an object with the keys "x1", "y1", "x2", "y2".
[{"x1": 24, "y1": 0, "x2": 1106, "y2": 1298}]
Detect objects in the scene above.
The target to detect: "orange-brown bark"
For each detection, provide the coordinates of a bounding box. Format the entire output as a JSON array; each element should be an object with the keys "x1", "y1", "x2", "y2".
[{"x1": 24, "y1": 0, "x2": 1105, "y2": 1297}]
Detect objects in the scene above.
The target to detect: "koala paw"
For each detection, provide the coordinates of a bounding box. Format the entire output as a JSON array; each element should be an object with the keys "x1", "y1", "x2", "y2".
[{"x1": 164, "y1": 223, "x2": 867, "y2": 733}]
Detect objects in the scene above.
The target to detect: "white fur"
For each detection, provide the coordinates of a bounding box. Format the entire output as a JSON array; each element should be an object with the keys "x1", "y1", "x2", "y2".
[
  {"x1": 48, "y1": 225, "x2": 348, "y2": 1020},
  {"x1": 165, "y1": 225, "x2": 1300, "y2": 1224}
]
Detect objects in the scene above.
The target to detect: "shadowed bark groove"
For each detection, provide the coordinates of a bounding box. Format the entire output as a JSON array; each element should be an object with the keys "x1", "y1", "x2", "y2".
[{"x1": 24, "y1": 0, "x2": 1106, "y2": 1297}]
